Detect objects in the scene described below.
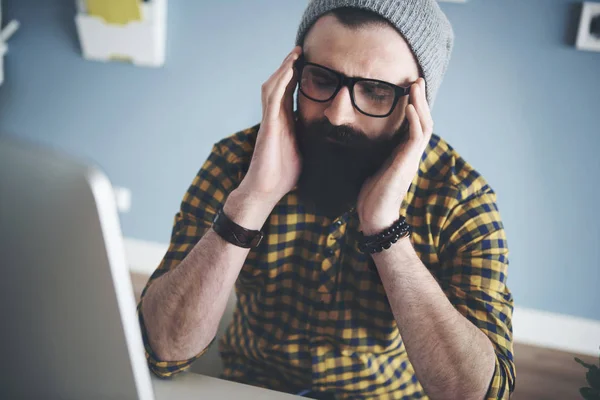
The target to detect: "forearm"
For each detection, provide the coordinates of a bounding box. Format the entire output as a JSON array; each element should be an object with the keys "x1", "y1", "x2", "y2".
[
  {"x1": 372, "y1": 238, "x2": 496, "y2": 400},
  {"x1": 141, "y1": 189, "x2": 275, "y2": 361}
]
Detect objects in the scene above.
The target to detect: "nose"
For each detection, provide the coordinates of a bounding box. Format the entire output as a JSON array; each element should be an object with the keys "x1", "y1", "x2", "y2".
[{"x1": 323, "y1": 85, "x2": 356, "y2": 127}]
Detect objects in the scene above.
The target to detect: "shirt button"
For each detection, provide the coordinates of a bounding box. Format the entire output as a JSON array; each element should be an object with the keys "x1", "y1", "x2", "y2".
[{"x1": 325, "y1": 248, "x2": 335, "y2": 257}]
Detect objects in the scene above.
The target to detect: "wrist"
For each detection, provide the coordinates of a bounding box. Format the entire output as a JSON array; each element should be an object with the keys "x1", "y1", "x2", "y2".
[
  {"x1": 223, "y1": 188, "x2": 277, "y2": 230},
  {"x1": 360, "y1": 215, "x2": 400, "y2": 237}
]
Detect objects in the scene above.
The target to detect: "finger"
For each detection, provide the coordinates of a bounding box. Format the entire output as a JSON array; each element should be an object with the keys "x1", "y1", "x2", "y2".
[
  {"x1": 283, "y1": 63, "x2": 299, "y2": 115},
  {"x1": 265, "y1": 58, "x2": 298, "y2": 121},
  {"x1": 263, "y1": 48, "x2": 300, "y2": 96},
  {"x1": 409, "y1": 80, "x2": 427, "y2": 136},
  {"x1": 413, "y1": 78, "x2": 433, "y2": 135},
  {"x1": 262, "y1": 48, "x2": 301, "y2": 118},
  {"x1": 409, "y1": 79, "x2": 427, "y2": 134},
  {"x1": 283, "y1": 47, "x2": 302, "y2": 113},
  {"x1": 274, "y1": 47, "x2": 302, "y2": 82},
  {"x1": 405, "y1": 103, "x2": 423, "y2": 143},
  {"x1": 281, "y1": 46, "x2": 302, "y2": 67},
  {"x1": 419, "y1": 79, "x2": 434, "y2": 134},
  {"x1": 272, "y1": 52, "x2": 299, "y2": 101}
]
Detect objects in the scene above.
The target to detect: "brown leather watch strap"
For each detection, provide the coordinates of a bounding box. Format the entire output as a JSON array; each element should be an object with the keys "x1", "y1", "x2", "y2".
[{"x1": 212, "y1": 208, "x2": 264, "y2": 249}]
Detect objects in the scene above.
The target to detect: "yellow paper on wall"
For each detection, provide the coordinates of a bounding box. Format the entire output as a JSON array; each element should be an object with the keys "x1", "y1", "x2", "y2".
[{"x1": 86, "y1": 0, "x2": 141, "y2": 25}]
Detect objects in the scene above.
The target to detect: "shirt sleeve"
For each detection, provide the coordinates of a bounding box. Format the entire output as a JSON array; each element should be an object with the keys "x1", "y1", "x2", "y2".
[
  {"x1": 137, "y1": 142, "x2": 241, "y2": 378},
  {"x1": 437, "y1": 187, "x2": 516, "y2": 399}
]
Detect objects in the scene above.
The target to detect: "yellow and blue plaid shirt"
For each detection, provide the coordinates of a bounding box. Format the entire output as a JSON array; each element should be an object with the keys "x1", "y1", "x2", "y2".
[{"x1": 138, "y1": 124, "x2": 515, "y2": 399}]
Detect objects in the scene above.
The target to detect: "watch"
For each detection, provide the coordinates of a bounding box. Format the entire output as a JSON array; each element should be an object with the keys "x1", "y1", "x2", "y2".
[{"x1": 212, "y1": 207, "x2": 264, "y2": 249}]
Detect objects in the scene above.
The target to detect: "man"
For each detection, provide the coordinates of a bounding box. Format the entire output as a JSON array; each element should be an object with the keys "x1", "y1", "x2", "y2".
[{"x1": 138, "y1": 1, "x2": 515, "y2": 399}]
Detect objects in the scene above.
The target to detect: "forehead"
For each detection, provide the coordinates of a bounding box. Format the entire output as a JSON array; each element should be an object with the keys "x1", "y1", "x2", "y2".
[{"x1": 303, "y1": 14, "x2": 419, "y2": 86}]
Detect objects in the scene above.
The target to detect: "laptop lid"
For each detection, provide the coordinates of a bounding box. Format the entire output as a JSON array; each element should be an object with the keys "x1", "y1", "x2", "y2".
[{"x1": 0, "y1": 138, "x2": 154, "y2": 400}]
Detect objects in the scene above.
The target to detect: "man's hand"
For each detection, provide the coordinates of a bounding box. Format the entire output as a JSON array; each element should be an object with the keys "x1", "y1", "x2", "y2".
[
  {"x1": 357, "y1": 78, "x2": 433, "y2": 236},
  {"x1": 236, "y1": 46, "x2": 303, "y2": 207}
]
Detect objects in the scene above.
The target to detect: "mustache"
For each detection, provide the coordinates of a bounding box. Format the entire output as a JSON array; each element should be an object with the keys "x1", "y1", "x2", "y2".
[
  {"x1": 298, "y1": 118, "x2": 385, "y2": 149},
  {"x1": 296, "y1": 117, "x2": 410, "y2": 152}
]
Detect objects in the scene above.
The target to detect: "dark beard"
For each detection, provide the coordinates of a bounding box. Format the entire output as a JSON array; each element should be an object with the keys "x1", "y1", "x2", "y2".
[{"x1": 294, "y1": 115, "x2": 409, "y2": 219}]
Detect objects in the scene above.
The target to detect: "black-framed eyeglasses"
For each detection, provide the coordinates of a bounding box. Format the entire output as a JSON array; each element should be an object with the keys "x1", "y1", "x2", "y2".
[{"x1": 295, "y1": 56, "x2": 411, "y2": 118}]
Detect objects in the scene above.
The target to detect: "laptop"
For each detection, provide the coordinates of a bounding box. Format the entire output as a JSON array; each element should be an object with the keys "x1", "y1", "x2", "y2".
[
  {"x1": 0, "y1": 137, "x2": 155, "y2": 399},
  {"x1": 0, "y1": 137, "x2": 304, "y2": 400}
]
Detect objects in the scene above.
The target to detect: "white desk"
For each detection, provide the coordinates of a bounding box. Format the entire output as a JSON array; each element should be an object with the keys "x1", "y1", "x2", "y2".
[{"x1": 152, "y1": 372, "x2": 302, "y2": 399}]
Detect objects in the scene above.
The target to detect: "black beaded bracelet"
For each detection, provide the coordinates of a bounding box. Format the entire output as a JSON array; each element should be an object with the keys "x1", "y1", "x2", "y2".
[{"x1": 358, "y1": 216, "x2": 412, "y2": 254}]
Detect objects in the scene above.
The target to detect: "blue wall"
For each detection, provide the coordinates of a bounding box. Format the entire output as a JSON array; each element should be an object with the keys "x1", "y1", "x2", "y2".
[{"x1": 1, "y1": 0, "x2": 598, "y2": 321}]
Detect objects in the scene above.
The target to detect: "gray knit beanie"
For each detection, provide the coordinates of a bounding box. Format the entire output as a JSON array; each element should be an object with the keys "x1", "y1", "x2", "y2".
[{"x1": 296, "y1": 0, "x2": 454, "y2": 108}]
